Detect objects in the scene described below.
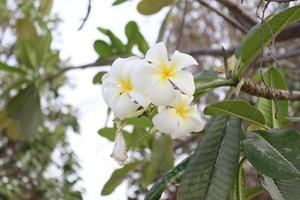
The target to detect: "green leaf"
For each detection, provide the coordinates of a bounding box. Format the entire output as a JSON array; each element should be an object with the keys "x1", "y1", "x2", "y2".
[
  {"x1": 0, "y1": 85, "x2": 42, "y2": 140},
  {"x1": 126, "y1": 117, "x2": 153, "y2": 128},
  {"x1": 112, "y1": 0, "x2": 128, "y2": 6},
  {"x1": 234, "y1": 5, "x2": 300, "y2": 78},
  {"x1": 257, "y1": 68, "x2": 288, "y2": 129},
  {"x1": 0, "y1": 62, "x2": 26, "y2": 74},
  {"x1": 39, "y1": 0, "x2": 53, "y2": 15},
  {"x1": 101, "y1": 161, "x2": 142, "y2": 195},
  {"x1": 178, "y1": 116, "x2": 241, "y2": 200},
  {"x1": 137, "y1": 0, "x2": 173, "y2": 15},
  {"x1": 145, "y1": 155, "x2": 192, "y2": 200},
  {"x1": 151, "y1": 135, "x2": 174, "y2": 174},
  {"x1": 16, "y1": 17, "x2": 37, "y2": 41},
  {"x1": 125, "y1": 21, "x2": 149, "y2": 54},
  {"x1": 260, "y1": 175, "x2": 300, "y2": 200},
  {"x1": 243, "y1": 129, "x2": 300, "y2": 179},
  {"x1": 204, "y1": 100, "x2": 266, "y2": 128},
  {"x1": 194, "y1": 70, "x2": 219, "y2": 82},
  {"x1": 229, "y1": 160, "x2": 246, "y2": 200},
  {"x1": 97, "y1": 28, "x2": 126, "y2": 55},
  {"x1": 245, "y1": 186, "x2": 265, "y2": 200},
  {"x1": 93, "y1": 40, "x2": 113, "y2": 58},
  {"x1": 92, "y1": 71, "x2": 106, "y2": 84},
  {"x1": 98, "y1": 127, "x2": 116, "y2": 141}
]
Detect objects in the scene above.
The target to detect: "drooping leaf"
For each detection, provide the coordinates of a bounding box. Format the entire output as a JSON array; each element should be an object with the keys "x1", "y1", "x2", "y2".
[
  {"x1": 101, "y1": 161, "x2": 142, "y2": 195},
  {"x1": 137, "y1": 0, "x2": 173, "y2": 15},
  {"x1": 178, "y1": 116, "x2": 241, "y2": 200},
  {"x1": 257, "y1": 68, "x2": 288, "y2": 129},
  {"x1": 93, "y1": 40, "x2": 113, "y2": 58},
  {"x1": 204, "y1": 100, "x2": 266, "y2": 128},
  {"x1": 243, "y1": 129, "x2": 300, "y2": 179},
  {"x1": 145, "y1": 155, "x2": 192, "y2": 200},
  {"x1": 92, "y1": 71, "x2": 107, "y2": 84},
  {"x1": 260, "y1": 175, "x2": 300, "y2": 200},
  {"x1": 234, "y1": 5, "x2": 300, "y2": 78},
  {"x1": 0, "y1": 85, "x2": 42, "y2": 140}
]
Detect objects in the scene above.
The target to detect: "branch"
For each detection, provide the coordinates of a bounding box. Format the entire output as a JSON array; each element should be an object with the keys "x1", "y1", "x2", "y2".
[
  {"x1": 78, "y1": 0, "x2": 92, "y2": 31},
  {"x1": 241, "y1": 78, "x2": 300, "y2": 101},
  {"x1": 188, "y1": 46, "x2": 236, "y2": 57},
  {"x1": 197, "y1": 0, "x2": 248, "y2": 33}
]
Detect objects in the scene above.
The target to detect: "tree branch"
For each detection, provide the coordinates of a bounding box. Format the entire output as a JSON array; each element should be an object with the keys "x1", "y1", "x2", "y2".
[
  {"x1": 241, "y1": 78, "x2": 300, "y2": 101},
  {"x1": 78, "y1": 0, "x2": 92, "y2": 31}
]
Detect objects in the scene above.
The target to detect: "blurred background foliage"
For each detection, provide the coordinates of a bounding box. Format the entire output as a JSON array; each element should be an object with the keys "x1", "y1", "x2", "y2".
[{"x1": 1, "y1": 0, "x2": 300, "y2": 200}]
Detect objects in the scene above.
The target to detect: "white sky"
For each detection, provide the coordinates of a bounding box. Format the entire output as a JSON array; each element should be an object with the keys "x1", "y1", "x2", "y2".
[{"x1": 52, "y1": 1, "x2": 166, "y2": 199}]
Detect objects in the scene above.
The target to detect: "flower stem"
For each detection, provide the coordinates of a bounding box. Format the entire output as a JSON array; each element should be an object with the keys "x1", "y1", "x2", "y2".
[{"x1": 195, "y1": 79, "x2": 237, "y2": 91}]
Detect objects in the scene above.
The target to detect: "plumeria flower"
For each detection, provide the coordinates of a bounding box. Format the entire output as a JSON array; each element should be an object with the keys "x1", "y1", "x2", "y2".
[
  {"x1": 132, "y1": 42, "x2": 198, "y2": 106},
  {"x1": 111, "y1": 126, "x2": 128, "y2": 165},
  {"x1": 153, "y1": 90, "x2": 204, "y2": 139},
  {"x1": 102, "y1": 57, "x2": 150, "y2": 120}
]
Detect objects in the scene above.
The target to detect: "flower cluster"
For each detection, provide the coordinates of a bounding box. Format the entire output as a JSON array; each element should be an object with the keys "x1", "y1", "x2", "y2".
[{"x1": 101, "y1": 42, "x2": 205, "y2": 165}]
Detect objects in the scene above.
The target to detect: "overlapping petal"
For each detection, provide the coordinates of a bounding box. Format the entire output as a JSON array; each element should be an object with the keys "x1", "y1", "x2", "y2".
[
  {"x1": 170, "y1": 50, "x2": 198, "y2": 70},
  {"x1": 170, "y1": 70, "x2": 195, "y2": 96},
  {"x1": 145, "y1": 42, "x2": 168, "y2": 65}
]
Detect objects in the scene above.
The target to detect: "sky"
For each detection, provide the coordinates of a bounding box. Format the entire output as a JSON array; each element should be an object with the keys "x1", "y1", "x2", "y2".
[{"x1": 52, "y1": 1, "x2": 166, "y2": 199}]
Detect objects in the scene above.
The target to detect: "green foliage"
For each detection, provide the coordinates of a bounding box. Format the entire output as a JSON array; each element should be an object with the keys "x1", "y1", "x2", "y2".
[
  {"x1": 145, "y1": 155, "x2": 192, "y2": 200},
  {"x1": 245, "y1": 186, "x2": 265, "y2": 200},
  {"x1": 137, "y1": 0, "x2": 173, "y2": 15},
  {"x1": 0, "y1": 62, "x2": 26, "y2": 74},
  {"x1": 243, "y1": 129, "x2": 300, "y2": 179},
  {"x1": 204, "y1": 100, "x2": 266, "y2": 128},
  {"x1": 101, "y1": 161, "x2": 142, "y2": 195},
  {"x1": 178, "y1": 116, "x2": 241, "y2": 200},
  {"x1": 194, "y1": 70, "x2": 219, "y2": 83},
  {"x1": 257, "y1": 68, "x2": 288, "y2": 128},
  {"x1": 234, "y1": 5, "x2": 300, "y2": 78},
  {"x1": 94, "y1": 21, "x2": 148, "y2": 58},
  {"x1": 92, "y1": 71, "x2": 107, "y2": 84},
  {"x1": 0, "y1": 85, "x2": 42, "y2": 140}
]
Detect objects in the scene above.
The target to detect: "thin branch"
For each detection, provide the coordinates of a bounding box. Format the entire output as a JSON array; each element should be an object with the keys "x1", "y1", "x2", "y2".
[
  {"x1": 197, "y1": 0, "x2": 248, "y2": 33},
  {"x1": 78, "y1": 0, "x2": 92, "y2": 31},
  {"x1": 176, "y1": 0, "x2": 188, "y2": 50},
  {"x1": 188, "y1": 46, "x2": 236, "y2": 57},
  {"x1": 265, "y1": 0, "x2": 299, "y2": 2}
]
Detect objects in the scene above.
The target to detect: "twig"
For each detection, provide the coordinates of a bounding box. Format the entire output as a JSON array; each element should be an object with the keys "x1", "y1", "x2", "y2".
[
  {"x1": 265, "y1": 0, "x2": 299, "y2": 2},
  {"x1": 78, "y1": 0, "x2": 92, "y2": 31},
  {"x1": 176, "y1": 0, "x2": 188, "y2": 50},
  {"x1": 197, "y1": 0, "x2": 248, "y2": 33},
  {"x1": 188, "y1": 46, "x2": 236, "y2": 56}
]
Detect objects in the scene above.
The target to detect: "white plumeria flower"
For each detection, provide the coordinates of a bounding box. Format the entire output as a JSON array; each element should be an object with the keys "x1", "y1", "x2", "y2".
[
  {"x1": 132, "y1": 42, "x2": 198, "y2": 106},
  {"x1": 111, "y1": 128, "x2": 128, "y2": 165},
  {"x1": 102, "y1": 57, "x2": 150, "y2": 120},
  {"x1": 153, "y1": 91, "x2": 204, "y2": 139}
]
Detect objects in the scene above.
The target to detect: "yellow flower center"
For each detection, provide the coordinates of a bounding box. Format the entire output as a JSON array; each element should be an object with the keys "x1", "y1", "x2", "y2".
[
  {"x1": 158, "y1": 63, "x2": 176, "y2": 80},
  {"x1": 119, "y1": 78, "x2": 133, "y2": 94},
  {"x1": 175, "y1": 103, "x2": 192, "y2": 119}
]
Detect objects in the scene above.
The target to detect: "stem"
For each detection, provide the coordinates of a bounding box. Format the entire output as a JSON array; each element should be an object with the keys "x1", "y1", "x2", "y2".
[{"x1": 195, "y1": 79, "x2": 237, "y2": 91}]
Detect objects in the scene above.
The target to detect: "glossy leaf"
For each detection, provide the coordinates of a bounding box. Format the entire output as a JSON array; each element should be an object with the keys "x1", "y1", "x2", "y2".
[
  {"x1": 178, "y1": 116, "x2": 241, "y2": 200},
  {"x1": 101, "y1": 161, "x2": 142, "y2": 195},
  {"x1": 243, "y1": 129, "x2": 300, "y2": 179},
  {"x1": 137, "y1": 0, "x2": 173, "y2": 15},
  {"x1": 204, "y1": 100, "x2": 266, "y2": 128},
  {"x1": 145, "y1": 155, "x2": 192, "y2": 200},
  {"x1": 234, "y1": 5, "x2": 300, "y2": 78},
  {"x1": 257, "y1": 68, "x2": 288, "y2": 129}
]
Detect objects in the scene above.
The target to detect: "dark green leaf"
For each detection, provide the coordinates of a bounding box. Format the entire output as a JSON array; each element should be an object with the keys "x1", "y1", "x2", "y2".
[
  {"x1": 145, "y1": 155, "x2": 192, "y2": 200},
  {"x1": 234, "y1": 5, "x2": 300, "y2": 78},
  {"x1": 125, "y1": 21, "x2": 149, "y2": 54},
  {"x1": 92, "y1": 71, "x2": 106, "y2": 84},
  {"x1": 93, "y1": 40, "x2": 113, "y2": 58},
  {"x1": 0, "y1": 62, "x2": 26, "y2": 74},
  {"x1": 97, "y1": 28, "x2": 126, "y2": 55},
  {"x1": 194, "y1": 70, "x2": 219, "y2": 82},
  {"x1": 178, "y1": 116, "x2": 241, "y2": 200},
  {"x1": 204, "y1": 100, "x2": 266, "y2": 128},
  {"x1": 101, "y1": 161, "x2": 142, "y2": 195},
  {"x1": 112, "y1": 0, "x2": 127, "y2": 5},
  {"x1": 243, "y1": 129, "x2": 300, "y2": 179}
]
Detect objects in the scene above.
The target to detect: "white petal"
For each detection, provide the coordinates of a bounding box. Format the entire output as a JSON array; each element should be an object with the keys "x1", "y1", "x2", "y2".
[
  {"x1": 170, "y1": 50, "x2": 198, "y2": 70},
  {"x1": 146, "y1": 79, "x2": 176, "y2": 106},
  {"x1": 111, "y1": 130, "x2": 128, "y2": 165},
  {"x1": 153, "y1": 108, "x2": 180, "y2": 135},
  {"x1": 111, "y1": 57, "x2": 141, "y2": 80},
  {"x1": 129, "y1": 91, "x2": 151, "y2": 108},
  {"x1": 132, "y1": 64, "x2": 160, "y2": 94},
  {"x1": 112, "y1": 93, "x2": 139, "y2": 120},
  {"x1": 170, "y1": 71, "x2": 195, "y2": 96},
  {"x1": 145, "y1": 42, "x2": 169, "y2": 65},
  {"x1": 169, "y1": 90, "x2": 193, "y2": 108},
  {"x1": 187, "y1": 105, "x2": 205, "y2": 132},
  {"x1": 101, "y1": 82, "x2": 119, "y2": 108}
]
